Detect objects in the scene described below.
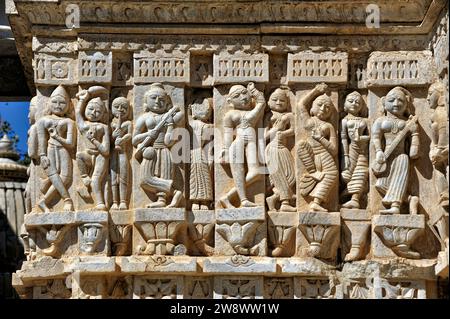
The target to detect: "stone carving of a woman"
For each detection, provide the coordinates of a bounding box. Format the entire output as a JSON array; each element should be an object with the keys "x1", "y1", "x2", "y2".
[
  {"x1": 297, "y1": 83, "x2": 338, "y2": 212},
  {"x1": 340, "y1": 91, "x2": 370, "y2": 209},
  {"x1": 264, "y1": 87, "x2": 296, "y2": 212},
  {"x1": 75, "y1": 86, "x2": 110, "y2": 211},
  {"x1": 132, "y1": 83, "x2": 184, "y2": 208},
  {"x1": 218, "y1": 82, "x2": 265, "y2": 208},
  {"x1": 189, "y1": 97, "x2": 214, "y2": 210},
  {"x1": 372, "y1": 86, "x2": 420, "y2": 214},
  {"x1": 37, "y1": 85, "x2": 76, "y2": 212},
  {"x1": 110, "y1": 97, "x2": 132, "y2": 210}
]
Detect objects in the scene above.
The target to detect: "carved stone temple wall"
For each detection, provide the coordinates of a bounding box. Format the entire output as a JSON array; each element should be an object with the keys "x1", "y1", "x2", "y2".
[{"x1": 6, "y1": 0, "x2": 449, "y2": 299}]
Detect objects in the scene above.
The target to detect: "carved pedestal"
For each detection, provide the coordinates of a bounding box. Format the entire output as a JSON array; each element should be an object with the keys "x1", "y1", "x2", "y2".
[
  {"x1": 296, "y1": 212, "x2": 340, "y2": 261},
  {"x1": 215, "y1": 208, "x2": 267, "y2": 256},
  {"x1": 187, "y1": 210, "x2": 215, "y2": 256},
  {"x1": 133, "y1": 209, "x2": 187, "y2": 256},
  {"x1": 267, "y1": 212, "x2": 297, "y2": 257},
  {"x1": 341, "y1": 209, "x2": 371, "y2": 262},
  {"x1": 372, "y1": 214, "x2": 425, "y2": 259}
]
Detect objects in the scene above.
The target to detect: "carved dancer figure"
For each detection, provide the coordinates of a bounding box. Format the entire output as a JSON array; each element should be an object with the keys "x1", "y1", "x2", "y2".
[
  {"x1": 264, "y1": 87, "x2": 296, "y2": 212},
  {"x1": 218, "y1": 82, "x2": 265, "y2": 208},
  {"x1": 75, "y1": 86, "x2": 110, "y2": 211},
  {"x1": 372, "y1": 87, "x2": 420, "y2": 215},
  {"x1": 297, "y1": 83, "x2": 338, "y2": 212},
  {"x1": 189, "y1": 97, "x2": 214, "y2": 210},
  {"x1": 36, "y1": 86, "x2": 75, "y2": 212},
  {"x1": 340, "y1": 91, "x2": 370, "y2": 209},
  {"x1": 427, "y1": 81, "x2": 449, "y2": 210},
  {"x1": 132, "y1": 83, "x2": 184, "y2": 208},
  {"x1": 110, "y1": 97, "x2": 132, "y2": 210}
]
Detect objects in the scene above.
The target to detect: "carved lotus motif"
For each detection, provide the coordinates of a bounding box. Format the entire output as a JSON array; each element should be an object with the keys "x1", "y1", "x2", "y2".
[
  {"x1": 378, "y1": 226, "x2": 421, "y2": 246},
  {"x1": 374, "y1": 225, "x2": 423, "y2": 259},
  {"x1": 135, "y1": 221, "x2": 184, "y2": 255},
  {"x1": 216, "y1": 221, "x2": 260, "y2": 255}
]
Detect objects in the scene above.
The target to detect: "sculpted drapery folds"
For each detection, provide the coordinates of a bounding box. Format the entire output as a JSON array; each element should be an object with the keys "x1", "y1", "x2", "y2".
[
  {"x1": 36, "y1": 85, "x2": 76, "y2": 212},
  {"x1": 132, "y1": 83, "x2": 184, "y2": 208},
  {"x1": 264, "y1": 87, "x2": 296, "y2": 212},
  {"x1": 219, "y1": 82, "x2": 266, "y2": 209},
  {"x1": 297, "y1": 83, "x2": 339, "y2": 212},
  {"x1": 372, "y1": 86, "x2": 420, "y2": 215},
  {"x1": 75, "y1": 86, "x2": 110, "y2": 211},
  {"x1": 189, "y1": 97, "x2": 214, "y2": 210},
  {"x1": 340, "y1": 91, "x2": 370, "y2": 209},
  {"x1": 110, "y1": 97, "x2": 132, "y2": 210}
]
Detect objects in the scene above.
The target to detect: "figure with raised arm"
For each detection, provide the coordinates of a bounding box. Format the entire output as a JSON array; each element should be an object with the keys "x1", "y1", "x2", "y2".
[
  {"x1": 218, "y1": 82, "x2": 265, "y2": 208},
  {"x1": 297, "y1": 83, "x2": 338, "y2": 212},
  {"x1": 75, "y1": 86, "x2": 110, "y2": 211}
]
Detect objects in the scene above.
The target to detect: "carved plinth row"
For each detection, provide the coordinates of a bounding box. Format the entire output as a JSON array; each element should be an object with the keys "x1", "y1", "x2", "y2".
[
  {"x1": 13, "y1": 255, "x2": 433, "y2": 299},
  {"x1": 21, "y1": 208, "x2": 430, "y2": 263}
]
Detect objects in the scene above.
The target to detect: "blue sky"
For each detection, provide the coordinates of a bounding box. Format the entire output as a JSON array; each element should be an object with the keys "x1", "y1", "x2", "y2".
[{"x1": 0, "y1": 101, "x2": 30, "y2": 158}]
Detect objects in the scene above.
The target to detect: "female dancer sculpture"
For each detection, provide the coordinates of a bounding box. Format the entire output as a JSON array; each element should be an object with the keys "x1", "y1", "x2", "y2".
[
  {"x1": 75, "y1": 86, "x2": 110, "y2": 211},
  {"x1": 37, "y1": 85, "x2": 76, "y2": 212},
  {"x1": 218, "y1": 82, "x2": 265, "y2": 208},
  {"x1": 297, "y1": 83, "x2": 338, "y2": 212}
]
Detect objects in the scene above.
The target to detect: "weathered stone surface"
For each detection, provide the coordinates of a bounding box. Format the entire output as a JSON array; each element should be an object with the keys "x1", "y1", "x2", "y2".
[{"x1": 5, "y1": 0, "x2": 448, "y2": 299}]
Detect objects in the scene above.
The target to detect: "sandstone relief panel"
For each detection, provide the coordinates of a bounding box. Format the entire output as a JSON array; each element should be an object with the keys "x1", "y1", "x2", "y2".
[{"x1": 9, "y1": 0, "x2": 448, "y2": 299}]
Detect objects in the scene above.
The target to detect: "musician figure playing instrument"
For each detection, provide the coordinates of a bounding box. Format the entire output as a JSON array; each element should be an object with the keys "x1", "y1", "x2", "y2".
[
  {"x1": 132, "y1": 83, "x2": 184, "y2": 208},
  {"x1": 372, "y1": 87, "x2": 420, "y2": 215}
]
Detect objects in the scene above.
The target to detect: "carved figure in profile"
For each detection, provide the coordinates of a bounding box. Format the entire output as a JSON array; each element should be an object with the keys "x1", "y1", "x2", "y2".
[
  {"x1": 427, "y1": 81, "x2": 449, "y2": 210},
  {"x1": 75, "y1": 86, "x2": 110, "y2": 211},
  {"x1": 218, "y1": 82, "x2": 266, "y2": 208},
  {"x1": 132, "y1": 83, "x2": 184, "y2": 208},
  {"x1": 297, "y1": 83, "x2": 338, "y2": 212},
  {"x1": 372, "y1": 87, "x2": 420, "y2": 214},
  {"x1": 189, "y1": 97, "x2": 214, "y2": 210},
  {"x1": 264, "y1": 87, "x2": 296, "y2": 212},
  {"x1": 340, "y1": 91, "x2": 370, "y2": 209},
  {"x1": 36, "y1": 86, "x2": 76, "y2": 212},
  {"x1": 25, "y1": 96, "x2": 38, "y2": 214},
  {"x1": 110, "y1": 97, "x2": 132, "y2": 210}
]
